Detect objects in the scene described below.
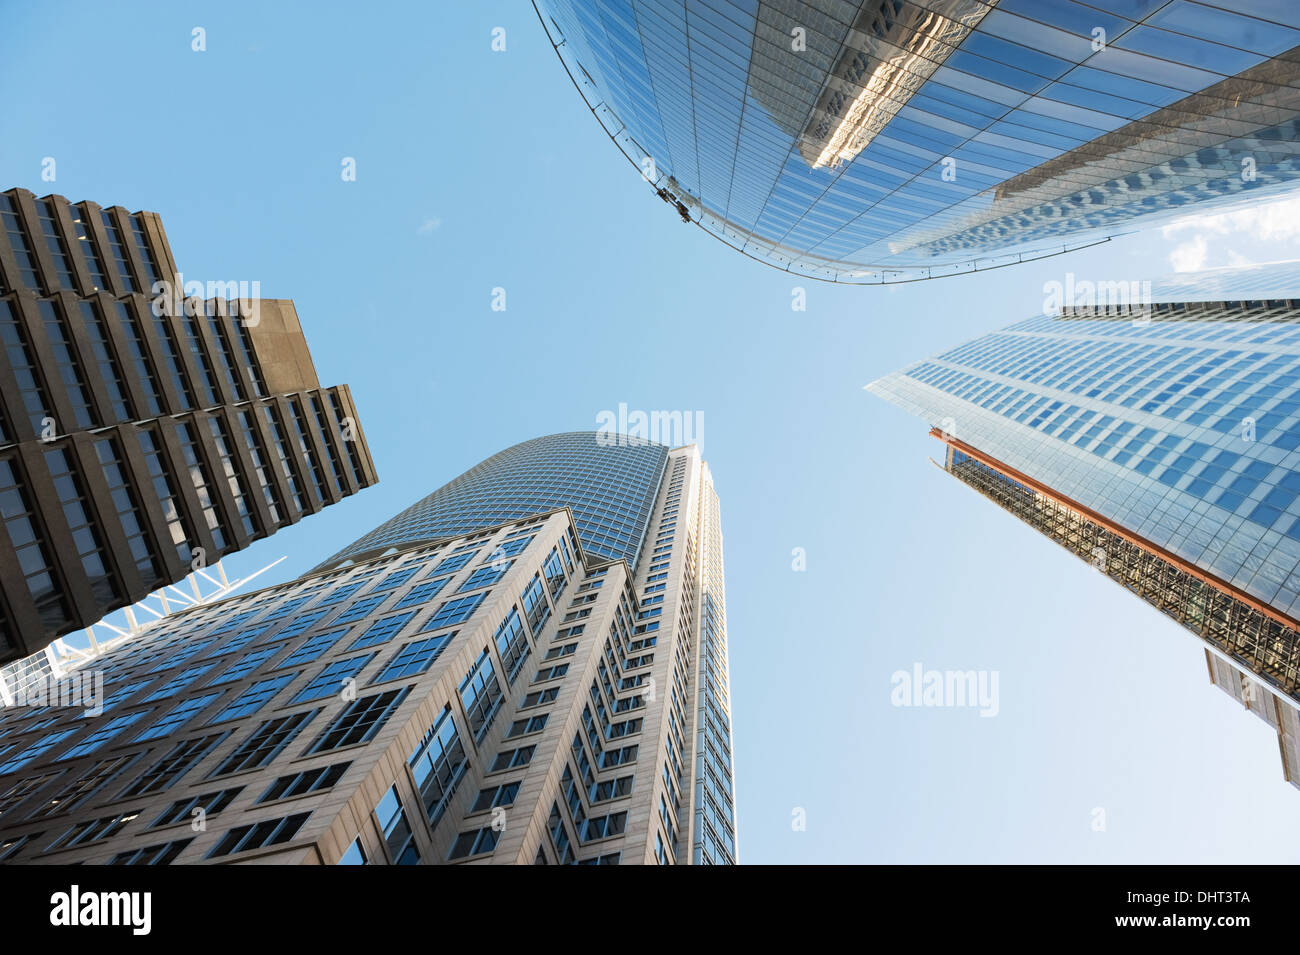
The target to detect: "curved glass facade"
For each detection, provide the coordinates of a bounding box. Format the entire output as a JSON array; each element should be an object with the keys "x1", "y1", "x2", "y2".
[
  {"x1": 535, "y1": 0, "x2": 1300, "y2": 282},
  {"x1": 323, "y1": 432, "x2": 669, "y2": 567}
]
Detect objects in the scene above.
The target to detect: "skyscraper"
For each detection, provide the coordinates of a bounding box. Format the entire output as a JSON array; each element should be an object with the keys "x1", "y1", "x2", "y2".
[
  {"x1": 0, "y1": 187, "x2": 379, "y2": 664},
  {"x1": 868, "y1": 264, "x2": 1300, "y2": 789},
  {"x1": 534, "y1": 0, "x2": 1300, "y2": 282},
  {"x1": 0, "y1": 433, "x2": 738, "y2": 865}
]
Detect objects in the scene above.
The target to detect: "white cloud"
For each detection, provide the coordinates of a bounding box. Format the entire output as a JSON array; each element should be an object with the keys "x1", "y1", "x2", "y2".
[
  {"x1": 1168, "y1": 234, "x2": 1208, "y2": 273},
  {"x1": 417, "y1": 217, "x2": 442, "y2": 235},
  {"x1": 1160, "y1": 194, "x2": 1300, "y2": 270}
]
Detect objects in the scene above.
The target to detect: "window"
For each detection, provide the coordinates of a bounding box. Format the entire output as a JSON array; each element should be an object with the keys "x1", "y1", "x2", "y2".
[
  {"x1": 459, "y1": 650, "x2": 503, "y2": 742},
  {"x1": 234, "y1": 409, "x2": 281, "y2": 522},
  {"x1": 375, "y1": 785, "x2": 419, "y2": 864},
  {"x1": 60, "y1": 711, "x2": 148, "y2": 760},
  {"x1": 135, "y1": 690, "x2": 223, "y2": 740},
  {"x1": 286, "y1": 396, "x2": 327, "y2": 503},
  {"x1": 488, "y1": 745, "x2": 535, "y2": 772},
  {"x1": 174, "y1": 422, "x2": 227, "y2": 549},
  {"x1": 305, "y1": 688, "x2": 408, "y2": 754},
  {"x1": 129, "y1": 214, "x2": 161, "y2": 284},
  {"x1": 346, "y1": 612, "x2": 415, "y2": 651},
  {"x1": 369, "y1": 566, "x2": 419, "y2": 593},
  {"x1": 580, "y1": 811, "x2": 627, "y2": 843},
  {"x1": 150, "y1": 788, "x2": 242, "y2": 828},
  {"x1": 493, "y1": 536, "x2": 532, "y2": 557},
  {"x1": 505, "y1": 714, "x2": 548, "y2": 738},
  {"x1": 0, "y1": 195, "x2": 44, "y2": 292},
  {"x1": 209, "y1": 646, "x2": 281, "y2": 685},
  {"x1": 291, "y1": 655, "x2": 373, "y2": 703},
  {"x1": 590, "y1": 775, "x2": 633, "y2": 802},
  {"x1": 317, "y1": 581, "x2": 363, "y2": 606},
  {"x1": 533, "y1": 664, "x2": 569, "y2": 683},
  {"x1": 394, "y1": 577, "x2": 451, "y2": 608},
  {"x1": 121, "y1": 733, "x2": 229, "y2": 797},
  {"x1": 431, "y1": 551, "x2": 476, "y2": 575},
  {"x1": 108, "y1": 838, "x2": 193, "y2": 865},
  {"x1": 409, "y1": 708, "x2": 468, "y2": 827},
  {"x1": 47, "y1": 809, "x2": 141, "y2": 852},
  {"x1": 425, "y1": 592, "x2": 487, "y2": 630},
  {"x1": 543, "y1": 546, "x2": 567, "y2": 600},
  {"x1": 521, "y1": 574, "x2": 550, "y2": 635},
  {"x1": 44, "y1": 447, "x2": 118, "y2": 605},
  {"x1": 600, "y1": 744, "x2": 638, "y2": 769},
  {"x1": 272, "y1": 609, "x2": 330, "y2": 640},
  {"x1": 206, "y1": 673, "x2": 297, "y2": 724},
  {"x1": 376, "y1": 632, "x2": 454, "y2": 682},
  {"x1": 207, "y1": 417, "x2": 256, "y2": 535},
  {"x1": 111, "y1": 301, "x2": 163, "y2": 417},
  {"x1": 521, "y1": 687, "x2": 558, "y2": 708},
  {"x1": 447, "y1": 826, "x2": 498, "y2": 860},
  {"x1": 458, "y1": 559, "x2": 512, "y2": 592},
  {"x1": 334, "y1": 594, "x2": 386, "y2": 624},
  {"x1": 207, "y1": 812, "x2": 310, "y2": 858},
  {"x1": 0, "y1": 771, "x2": 62, "y2": 820},
  {"x1": 27, "y1": 755, "x2": 139, "y2": 818},
  {"x1": 470, "y1": 782, "x2": 520, "y2": 813},
  {"x1": 38, "y1": 301, "x2": 95, "y2": 426},
  {"x1": 258, "y1": 762, "x2": 350, "y2": 803},
  {"x1": 0, "y1": 831, "x2": 44, "y2": 863},
  {"x1": 493, "y1": 607, "x2": 530, "y2": 684},
  {"x1": 93, "y1": 437, "x2": 159, "y2": 583},
  {"x1": 37, "y1": 198, "x2": 77, "y2": 286},
  {"x1": 338, "y1": 836, "x2": 368, "y2": 865},
  {"x1": 210, "y1": 711, "x2": 318, "y2": 777},
  {"x1": 277, "y1": 628, "x2": 347, "y2": 669},
  {"x1": 260, "y1": 404, "x2": 305, "y2": 514}
]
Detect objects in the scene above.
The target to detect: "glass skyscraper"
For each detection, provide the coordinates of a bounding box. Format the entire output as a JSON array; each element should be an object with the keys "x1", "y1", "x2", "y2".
[
  {"x1": 0, "y1": 433, "x2": 737, "y2": 864},
  {"x1": 324, "y1": 432, "x2": 668, "y2": 568},
  {"x1": 534, "y1": 0, "x2": 1300, "y2": 282},
  {"x1": 869, "y1": 262, "x2": 1300, "y2": 788}
]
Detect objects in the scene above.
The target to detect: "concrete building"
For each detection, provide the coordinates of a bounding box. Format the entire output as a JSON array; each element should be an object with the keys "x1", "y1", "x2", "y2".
[
  {"x1": 0, "y1": 187, "x2": 378, "y2": 664},
  {"x1": 0, "y1": 433, "x2": 737, "y2": 865}
]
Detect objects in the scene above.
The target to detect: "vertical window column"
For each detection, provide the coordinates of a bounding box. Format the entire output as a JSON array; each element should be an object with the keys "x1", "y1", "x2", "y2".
[
  {"x1": 0, "y1": 456, "x2": 69, "y2": 633},
  {"x1": 71, "y1": 204, "x2": 109, "y2": 293},
  {"x1": 136, "y1": 428, "x2": 195, "y2": 566},
  {"x1": 34, "y1": 200, "x2": 76, "y2": 292},
  {"x1": 36, "y1": 300, "x2": 97, "y2": 430},
  {"x1": 0, "y1": 299, "x2": 51, "y2": 436},
  {"x1": 98, "y1": 211, "x2": 138, "y2": 294},
  {"x1": 0, "y1": 194, "x2": 45, "y2": 294},
  {"x1": 43, "y1": 445, "x2": 120, "y2": 606}
]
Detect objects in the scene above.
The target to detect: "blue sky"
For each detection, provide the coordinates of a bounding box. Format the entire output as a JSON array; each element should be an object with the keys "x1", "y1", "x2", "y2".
[{"x1": 5, "y1": 0, "x2": 1300, "y2": 863}]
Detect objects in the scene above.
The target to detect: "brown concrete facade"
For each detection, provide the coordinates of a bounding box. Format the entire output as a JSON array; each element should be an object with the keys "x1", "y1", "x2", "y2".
[{"x1": 0, "y1": 187, "x2": 379, "y2": 663}]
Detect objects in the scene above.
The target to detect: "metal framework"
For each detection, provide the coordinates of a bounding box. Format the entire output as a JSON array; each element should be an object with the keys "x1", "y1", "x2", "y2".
[
  {"x1": 0, "y1": 556, "x2": 286, "y2": 705},
  {"x1": 940, "y1": 439, "x2": 1300, "y2": 703}
]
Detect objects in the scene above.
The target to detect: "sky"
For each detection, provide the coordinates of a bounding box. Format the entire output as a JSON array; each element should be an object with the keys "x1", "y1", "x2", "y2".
[{"x1": 4, "y1": 0, "x2": 1300, "y2": 864}]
